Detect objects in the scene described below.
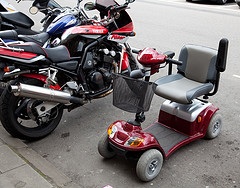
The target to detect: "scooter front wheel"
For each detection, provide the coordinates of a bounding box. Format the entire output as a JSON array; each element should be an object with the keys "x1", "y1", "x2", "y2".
[
  {"x1": 98, "y1": 132, "x2": 116, "y2": 159},
  {"x1": 205, "y1": 112, "x2": 223, "y2": 139},
  {"x1": 136, "y1": 149, "x2": 163, "y2": 182}
]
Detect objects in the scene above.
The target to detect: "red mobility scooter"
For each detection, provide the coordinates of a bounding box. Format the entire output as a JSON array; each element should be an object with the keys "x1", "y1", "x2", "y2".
[{"x1": 98, "y1": 38, "x2": 228, "y2": 181}]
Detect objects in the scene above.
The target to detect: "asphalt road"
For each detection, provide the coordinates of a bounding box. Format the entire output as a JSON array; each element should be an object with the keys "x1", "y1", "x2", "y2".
[{"x1": 6, "y1": 0, "x2": 240, "y2": 187}]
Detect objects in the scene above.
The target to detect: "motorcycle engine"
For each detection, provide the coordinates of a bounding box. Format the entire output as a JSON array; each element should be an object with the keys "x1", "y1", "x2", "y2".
[{"x1": 84, "y1": 51, "x2": 114, "y2": 92}]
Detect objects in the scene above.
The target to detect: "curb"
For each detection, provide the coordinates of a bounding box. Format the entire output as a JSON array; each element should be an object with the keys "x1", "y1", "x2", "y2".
[{"x1": 0, "y1": 126, "x2": 79, "y2": 188}]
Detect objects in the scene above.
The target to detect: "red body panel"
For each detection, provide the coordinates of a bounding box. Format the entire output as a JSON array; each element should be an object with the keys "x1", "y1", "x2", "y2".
[
  {"x1": 108, "y1": 103, "x2": 218, "y2": 158},
  {"x1": 159, "y1": 105, "x2": 218, "y2": 136},
  {"x1": 112, "y1": 22, "x2": 134, "y2": 34},
  {"x1": 121, "y1": 51, "x2": 130, "y2": 71},
  {"x1": 65, "y1": 25, "x2": 109, "y2": 35},
  {"x1": 0, "y1": 48, "x2": 37, "y2": 59},
  {"x1": 137, "y1": 47, "x2": 166, "y2": 66},
  {"x1": 22, "y1": 73, "x2": 61, "y2": 90},
  {"x1": 108, "y1": 120, "x2": 162, "y2": 152}
]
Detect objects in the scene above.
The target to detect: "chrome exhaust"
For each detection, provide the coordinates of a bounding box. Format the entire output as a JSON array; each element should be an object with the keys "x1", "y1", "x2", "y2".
[{"x1": 9, "y1": 83, "x2": 85, "y2": 105}]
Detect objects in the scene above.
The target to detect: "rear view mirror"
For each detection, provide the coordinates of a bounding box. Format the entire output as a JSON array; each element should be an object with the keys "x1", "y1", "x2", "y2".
[
  {"x1": 127, "y1": 0, "x2": 135, "y2": 3},
  {"x1": 29, "y1": 6, "x2": 39, "y2": 15},
  {"x1": 84, "y1": 2, "x2": 95, "y2": 11}
]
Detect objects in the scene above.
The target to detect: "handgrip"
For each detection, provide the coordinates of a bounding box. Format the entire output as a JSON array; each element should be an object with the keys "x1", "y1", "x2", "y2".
[{"x1": 165, "y1": 57, "x2": 182, "y2": 66}]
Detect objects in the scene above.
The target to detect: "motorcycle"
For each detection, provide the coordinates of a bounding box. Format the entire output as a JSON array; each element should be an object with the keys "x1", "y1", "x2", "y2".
[
  {"x1": 0, "y1": 0, "x2": 91, "y2": 93},
  {"x1": 0, "y1": 0, "x2": 64, "y2": 35},
  {"x1": 0, "y1": 0, "x2": 89, "y2": 46},
  {"x1": 0, "y1": 0, "x2": 138, "y2": 141}
]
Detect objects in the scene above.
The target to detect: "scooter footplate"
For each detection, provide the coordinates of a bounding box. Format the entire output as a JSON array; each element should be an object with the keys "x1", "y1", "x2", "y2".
[{"x1": 144, "y1": 122, "x2": 189, "y2": 154}]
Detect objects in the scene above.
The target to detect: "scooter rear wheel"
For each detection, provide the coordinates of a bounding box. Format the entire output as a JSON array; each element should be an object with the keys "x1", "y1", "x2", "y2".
[
  {"x1": 98, "y1": 132, "x2": 116, "y2": 159},
  {"x1": 205, "y1": 112, "x2": 222, "y2": 139},
  {"x1": 136, "y1": 149, "x2": 163, "y2": 182}
]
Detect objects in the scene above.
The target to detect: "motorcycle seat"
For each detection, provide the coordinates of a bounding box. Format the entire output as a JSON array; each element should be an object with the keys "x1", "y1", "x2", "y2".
[
  {"x1": 0, "y1": 11, "x2": 34, "y2": 28},
  {"x1": 18, "y1": 32, "x2": 50, "y2": 46},
  {"x1": 0, "y1": 30, "x2": 18, "y2": 41},
  {"x1": 11, "y1": 42, "x2": 71, "y2": 63}
]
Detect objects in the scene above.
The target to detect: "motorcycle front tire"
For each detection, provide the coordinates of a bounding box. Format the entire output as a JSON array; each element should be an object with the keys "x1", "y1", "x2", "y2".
[{"x1": 0, "y1": 77, "x2": 64, "y2": 141}]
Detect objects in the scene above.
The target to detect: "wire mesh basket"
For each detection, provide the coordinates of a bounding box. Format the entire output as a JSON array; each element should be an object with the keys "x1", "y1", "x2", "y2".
[{"x1": 112, "y1": 74, "x2": 156, "y2": 113}]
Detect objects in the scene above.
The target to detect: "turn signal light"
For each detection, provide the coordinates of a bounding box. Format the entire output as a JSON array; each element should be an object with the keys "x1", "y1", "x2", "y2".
[
  {"x1": 197, "y1": 116, "x2": 202, "y2": 123},
  {"x1": 4, "y1": 66, "x2": 15, "y2": 73},
  {"x1": 107, "y1": 124, "x2": 117, "y2": 138},
  {"x1": 124, "y1": 137, "x2": 144, "y2": 147}
]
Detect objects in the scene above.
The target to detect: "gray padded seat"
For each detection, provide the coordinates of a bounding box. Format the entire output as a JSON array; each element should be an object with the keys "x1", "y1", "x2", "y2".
[{"x1": 154, "y1": 44, "x2": 218, "y2": 104}]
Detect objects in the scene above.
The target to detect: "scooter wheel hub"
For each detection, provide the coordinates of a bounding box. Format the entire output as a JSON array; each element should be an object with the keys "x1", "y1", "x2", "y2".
[{"x1": 148, "y1": 160, "x2": 158, "y2": 174}]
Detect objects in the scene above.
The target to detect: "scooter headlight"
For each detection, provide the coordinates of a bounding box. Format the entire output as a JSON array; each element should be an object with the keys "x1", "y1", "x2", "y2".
[
  {"x1": 124, "y1": 137, "x2": 144, "y2": 147},
  {"x1": 107, "y1": 124, "x2": 117, "y2": 138}
]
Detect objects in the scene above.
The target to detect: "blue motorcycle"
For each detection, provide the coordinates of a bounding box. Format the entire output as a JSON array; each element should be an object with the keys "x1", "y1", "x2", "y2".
[{"x1": 0, "y1": 0, "x2": 89, "y2": 47}]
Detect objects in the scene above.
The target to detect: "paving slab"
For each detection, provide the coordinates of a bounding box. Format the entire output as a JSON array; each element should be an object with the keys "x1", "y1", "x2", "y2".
[
  {"x1": 17, "y1": 147, "x2": 72, "y2": 187},
  {"x1": 0, "y1": 164, "x2": 53, "y2": 188},
  {"x1": 0, "y1": 125, "x2": 79, "y2": 188},
  {"x1": 0, "y1": 126, "x2": 26, "y2": 149},
  {"x1": 0, "y1": 145, "x2": 25, "y2": 173}
]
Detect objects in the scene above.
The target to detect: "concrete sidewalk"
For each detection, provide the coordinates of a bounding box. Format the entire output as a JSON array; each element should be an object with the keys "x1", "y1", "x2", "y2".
[{"x1": 0, "y1": 126, "x2": 79, "y2": 188}]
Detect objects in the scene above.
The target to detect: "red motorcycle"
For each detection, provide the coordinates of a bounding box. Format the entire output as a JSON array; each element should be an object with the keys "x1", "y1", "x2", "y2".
[{"x1": 0, "y1": 0, "x2": 138, "y2": 140}]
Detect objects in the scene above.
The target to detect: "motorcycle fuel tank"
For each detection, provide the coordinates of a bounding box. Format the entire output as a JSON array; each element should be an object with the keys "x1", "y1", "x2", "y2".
[
  {"x1": 61, "y1": 25, "x2": 109, "y2": 42},
  {"x1": 46, "y1": 13, "x2": 78, "y2": 36}
]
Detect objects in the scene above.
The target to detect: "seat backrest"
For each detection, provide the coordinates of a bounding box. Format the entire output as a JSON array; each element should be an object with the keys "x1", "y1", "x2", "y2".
[{"x1": 177, "y1": 44, "x2": 218, "y2": 83}]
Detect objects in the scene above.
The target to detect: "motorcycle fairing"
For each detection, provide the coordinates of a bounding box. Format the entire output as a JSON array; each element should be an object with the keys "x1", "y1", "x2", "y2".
[
  {"x1": 107, "y1": 10, "x2": 134, "y2": 34},
  {"x1": 0, "y1": 42, "x2": 71, "y2": 63},
  {"x1": 112, "y1": 22, "x2": 134, "y2": 35},
  {"x1": 61, "y1": 25, "x2": 109, "y2": 42},
  {"x1": 121, "y1": 51, "x2": 130, "y2": 70},
  {"x1": 0, "y1": 48, "x2": 37, "y2": 60},
  {"x1": 108, "y1": 34, "x2": 128, "y2": 44},
  {"x1": 65, "y1": 25, "x2": 108, "y2": 35}
]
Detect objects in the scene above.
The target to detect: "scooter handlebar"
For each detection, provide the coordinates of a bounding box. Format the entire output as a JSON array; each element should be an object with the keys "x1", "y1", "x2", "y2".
[{"x1": 165, "y1": 57, "x2": 182, "y2": 66}]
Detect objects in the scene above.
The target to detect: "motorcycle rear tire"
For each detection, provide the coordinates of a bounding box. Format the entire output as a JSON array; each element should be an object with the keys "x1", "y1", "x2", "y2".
[{"x1": 0, "y1": 77, "x2": 64, "y2": 141}]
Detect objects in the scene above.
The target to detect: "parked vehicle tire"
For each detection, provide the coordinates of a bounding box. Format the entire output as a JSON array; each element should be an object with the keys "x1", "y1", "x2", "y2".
[
  {"x1": 217, "y1": 0, "x2": 227, "y2": 4},
  {"x1": 236, "y1": 0, "x2": 240, "y2": 7},
  {"x1": 0, "y1": 77, "x2": 64, "y2": 140},
  {"x1": 136, "y1": 149, "x2": 163, "y2": 182},
  {"x1": 98, "y1": 132, "x2": 116, "y2": 159},
  {"x1": 204, "y1": 112, "x2": 222, "y2": 139}
]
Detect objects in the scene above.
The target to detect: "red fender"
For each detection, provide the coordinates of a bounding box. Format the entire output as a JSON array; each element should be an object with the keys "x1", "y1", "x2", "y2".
[{"x1": 21, "y1": 73, "x2": 61, "y2": 90}]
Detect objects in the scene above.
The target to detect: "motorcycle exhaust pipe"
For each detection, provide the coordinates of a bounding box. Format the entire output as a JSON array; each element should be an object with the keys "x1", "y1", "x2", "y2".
[{"x1": 9, "y1": 83, "x2": 85, "y2": 105}]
